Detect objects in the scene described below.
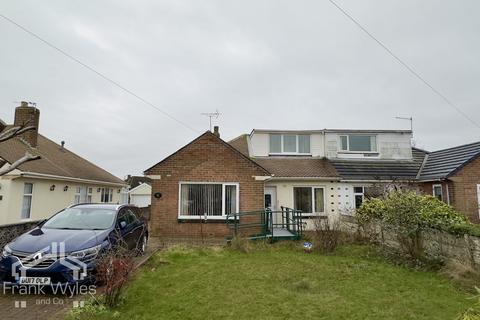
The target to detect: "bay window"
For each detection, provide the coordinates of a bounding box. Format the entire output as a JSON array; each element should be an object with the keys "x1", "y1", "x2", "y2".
[
  {"x1": 269, "y1": 134, "x2": 311, "y2": 154},
  {"x1": 340, "y1": 135, "x2": 377, "y2": 152},
  {"x1": 293, "y1": 187, "x2": 325, "y2": 215},
  {"x1": 179, "y1": 182, "x2": 239, "y2": 219}
]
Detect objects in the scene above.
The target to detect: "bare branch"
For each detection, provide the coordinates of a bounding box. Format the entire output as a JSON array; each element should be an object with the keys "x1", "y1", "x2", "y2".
[
  {"x1": 0, "y1": 152, "x2": 41, "y2": 176},
  {"x1": 0, "y1": 125, "x2": 37, "y2": 143}
]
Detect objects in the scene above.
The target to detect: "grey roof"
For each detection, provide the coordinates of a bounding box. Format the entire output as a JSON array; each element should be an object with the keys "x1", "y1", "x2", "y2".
[
  {"x1": 419, "y1": 141, "x2": 480, "y2": 180},
  {"x1": 253, "y1": 157, "x2": 340, "y2": 178},
  {"x1": 330, "y1": 148, "x2": 427, "y2": 181}
]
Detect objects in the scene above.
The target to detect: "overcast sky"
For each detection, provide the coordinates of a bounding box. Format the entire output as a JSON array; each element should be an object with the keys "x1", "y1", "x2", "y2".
[{"x1": 1, "y1": 1, "x2": 479, "y2": 178}]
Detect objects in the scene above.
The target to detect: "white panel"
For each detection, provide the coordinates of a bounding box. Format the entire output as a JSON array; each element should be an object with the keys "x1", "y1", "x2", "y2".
[
  {"x1": 337, "y1": 184, "x2": 354, "y2": 215},
  {"x1": 310, "y1": 133, "x2": 325, "y2": 157},
  {"x1": 131, "y1": 195, "x2": 151, "y2": 208},
  {"x1": 249, "y1": 133, "x2": 269, "y2": 157}
]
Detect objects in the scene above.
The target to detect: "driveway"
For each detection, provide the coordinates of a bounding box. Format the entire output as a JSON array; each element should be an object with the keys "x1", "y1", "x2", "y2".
[{"x1": 0, "y1": 241, "x2": 159, "y2": 320}]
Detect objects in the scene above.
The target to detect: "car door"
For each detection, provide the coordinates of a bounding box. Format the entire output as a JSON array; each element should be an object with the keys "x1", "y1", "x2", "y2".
[
  {"x1": 128, "y1": 208, "x2": 145, "y2": 249},
  {"x1": 116, "y1": 208, "x2": 136, "y2": 249}
]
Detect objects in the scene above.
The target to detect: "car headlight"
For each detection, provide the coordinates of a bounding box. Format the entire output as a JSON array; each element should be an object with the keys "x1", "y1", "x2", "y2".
[
  {"x1": 69, "y1": 245, "x2": 101, "y2": 261},
  {"x1": 2, "y1": 244, "x2": 12, "y2": 258}
]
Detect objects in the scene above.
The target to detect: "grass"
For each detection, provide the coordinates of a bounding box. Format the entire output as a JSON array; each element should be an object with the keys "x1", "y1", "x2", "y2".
[{"x1": 72, "y1": 243, "x2": 476, "y2": 320}]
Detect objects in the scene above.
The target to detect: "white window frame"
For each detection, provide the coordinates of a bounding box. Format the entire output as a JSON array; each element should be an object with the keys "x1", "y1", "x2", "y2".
[
  {"x1": 87, "y1": 187, "x2": 93, "y2": 203},
  {"x1": 74, "y1": 187, "x2": 82, "y2": 204},
  {"x1": 269, "y1": 134, "x2": 311, "y2": 155},
  {"x1": 293, "y1": 186, "x2": 326, "y2": 216},
  {"x1": 178, "y1": 182, "x2": 240, "y2": 220},
  {"x1": 21, "y1": 182, "x2": 34, "y2": 220},
  {"x1": 100, "y1": 188, "x2": 113, "y2": 203},
  {"x1": 353, "y1": 186, "x2": 365, "y2": 209},
  {"x1": 339, "y1": 134, "x2": 378, "y2": 153},
  {"x1": 433, "y1": 184, "x2": 443, "y2": 201}
]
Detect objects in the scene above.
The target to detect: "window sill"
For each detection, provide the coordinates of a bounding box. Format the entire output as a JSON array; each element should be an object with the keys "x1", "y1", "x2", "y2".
[
  {"x1": 301, "y1": 213, "x2": 327, "y2": 217},
  {"x1": 178, "y1": 217, "x2": 227, "y2": 224},
  {"x1": 338, "y1": 151, "x2": 379, "y2": 154},
  {"x1": 269, "y1": 153, "x2": 312, "y2": 156}
]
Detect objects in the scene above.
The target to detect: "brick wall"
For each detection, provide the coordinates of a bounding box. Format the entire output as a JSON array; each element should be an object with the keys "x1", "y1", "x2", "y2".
[
  {"x1": 145, "y1": 132, "x2": 269, "y2": 240},
  {"x1": 450, "y1": 156, "x2": 480, "y2": 223},
  {"x1": 0, "y1": 220, "x2": 40, "y2": 248},
  {"x1": 421, "y1": 181, "x2": 451, "y2": 204}
]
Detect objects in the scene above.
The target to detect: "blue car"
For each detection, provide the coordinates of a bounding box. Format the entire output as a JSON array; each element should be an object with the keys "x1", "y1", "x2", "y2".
[{"x1": 0, "y1": 203, "x2": 148, "y2": 286}]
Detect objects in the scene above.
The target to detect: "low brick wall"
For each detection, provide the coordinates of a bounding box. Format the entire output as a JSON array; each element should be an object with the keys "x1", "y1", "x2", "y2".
[
  {"x1": 340, "y1": 215, "x2": 480, "y2": 270},
  {"x1": 0, "y1": 221, "x2": 41, "y2": 249}
]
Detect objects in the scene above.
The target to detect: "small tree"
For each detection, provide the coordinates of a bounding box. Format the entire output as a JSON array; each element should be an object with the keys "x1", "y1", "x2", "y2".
[
  {"x1": 95, "y1": 238, "x2": 136, "y2": 308},
  {"x1": 0, "y1": 120, "x2": 40, "y2": 176}
]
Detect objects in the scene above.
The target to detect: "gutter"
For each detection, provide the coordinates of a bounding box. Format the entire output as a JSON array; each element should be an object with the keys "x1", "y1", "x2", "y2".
[
  {"x1": 17, "y1": 172, "x2": 127, "y2": 187},
  {"x1": 267, "y1": 176, "x2": 341, "y2": 181}
]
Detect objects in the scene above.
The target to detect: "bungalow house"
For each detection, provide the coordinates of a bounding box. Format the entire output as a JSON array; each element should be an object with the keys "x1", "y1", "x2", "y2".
[
  {"x1": 418, "y1": 142, "x2": 480, "y2": 223},
  {"x1": 0, "y1": 102, "x2": 127, "y2": 225},
  {"x1": 145, "y1": 127, "x2": 426, "y2": 240}
]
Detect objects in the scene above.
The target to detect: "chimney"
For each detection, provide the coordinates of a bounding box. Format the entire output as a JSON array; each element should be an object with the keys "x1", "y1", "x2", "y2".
[
  {"x1": 213, "y1": 126, "x2": 220, "y2": 138},
  {"x1": 14, "y1": 101, "x2": 40, "y2": 147},
  {"x1": 60, "y1": 141, "x2": 65, "y2": 151}
]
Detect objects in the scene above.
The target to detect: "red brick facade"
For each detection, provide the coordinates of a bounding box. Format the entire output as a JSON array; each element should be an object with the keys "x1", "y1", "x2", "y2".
[
  {"x1": 421, "y1": 156, "x2": 480, "y2": 223},
  {"x1": 145, "y1": 132, "x2": 269, "y2": 240}
]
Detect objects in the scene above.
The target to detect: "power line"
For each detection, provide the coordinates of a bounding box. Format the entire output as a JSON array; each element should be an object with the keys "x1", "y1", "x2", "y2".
[
  {"x1": 0, "y1": 13, "x2": 201, "y2": 134},
  {"x1": 327, "y1": 0, "x2": 480, "y2": 129}
]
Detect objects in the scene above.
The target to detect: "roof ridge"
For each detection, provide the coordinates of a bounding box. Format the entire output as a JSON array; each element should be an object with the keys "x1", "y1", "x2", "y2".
[
  {"x1": 227, "y1": 133, "x2": 248, "y2": 144},
  {"x1": 430, "y1": 140, "x2": 480, "y2": 154},
  {"x1": 38, "y1": 134, "x2": 124, "y2": 183},
  {"x1": 145, "y1": 131, "x2": 271, "y2": 175}
]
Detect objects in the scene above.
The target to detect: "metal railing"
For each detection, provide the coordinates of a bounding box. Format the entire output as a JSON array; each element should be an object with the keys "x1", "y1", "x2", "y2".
[{"x1": 226, "y1": 207, "x2": 303, "y2": 240}]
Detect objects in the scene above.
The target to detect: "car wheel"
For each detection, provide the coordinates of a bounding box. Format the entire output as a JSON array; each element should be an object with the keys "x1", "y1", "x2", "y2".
[{"x1": 138, "y1": 235, "x2": 147, "y2": 255}]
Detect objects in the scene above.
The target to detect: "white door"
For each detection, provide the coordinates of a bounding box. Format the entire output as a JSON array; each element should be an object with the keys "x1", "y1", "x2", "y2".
[
  {"x1": 477, "y1": 184, "x2": 480, "y2": 219},
  {"x1": 264, "y1": 187, "x2": 279, "y2": 224}
]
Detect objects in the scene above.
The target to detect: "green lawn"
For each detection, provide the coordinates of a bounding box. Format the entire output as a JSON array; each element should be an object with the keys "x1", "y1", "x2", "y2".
[{"x1": 78, "y1": 244, "x2": 474, "y2": 320}]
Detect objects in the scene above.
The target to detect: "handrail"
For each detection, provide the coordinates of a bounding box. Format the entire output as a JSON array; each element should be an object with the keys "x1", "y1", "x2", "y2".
[{"x1": 226, "y1": 207, "x2": 303, "y2": 240}]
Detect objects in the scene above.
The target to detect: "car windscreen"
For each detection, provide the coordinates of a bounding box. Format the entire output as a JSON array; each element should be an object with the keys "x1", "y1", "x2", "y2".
[{"x1": 42, "y1": 208, "x2": 116, "y2": 230}]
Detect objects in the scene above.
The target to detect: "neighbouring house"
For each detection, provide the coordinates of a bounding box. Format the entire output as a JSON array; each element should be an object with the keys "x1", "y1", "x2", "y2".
[
  {"x1": 418, "y1": 142, "x2": 480, "y2": 223},
  {"x1": 0, "y1": 102, "x2": 127, "y2": 225},
  {"x1": 125, "y1": 175, "x2": 152, "y2": 208}
]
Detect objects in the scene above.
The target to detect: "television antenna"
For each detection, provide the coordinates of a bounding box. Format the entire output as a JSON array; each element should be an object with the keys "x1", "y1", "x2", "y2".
[{"x1": 201, "y1": 110, "x2": 221, "y2": 131}]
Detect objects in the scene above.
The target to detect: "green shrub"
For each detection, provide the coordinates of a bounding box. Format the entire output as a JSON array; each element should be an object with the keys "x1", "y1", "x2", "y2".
[
  {"x1": 450, "y1": 223, "x2": 480, "y2": 237},
  {"x1": 418, "y1": 195, "x2": 468, "y2": 229},
  {"x1": 356, "y1": 191, "x2": 476, "y2": 259},
  {"x1": 356, "y1": 197, "x2": 386, "y2": 224},
  {"x1": 358, "y1": 191, "x2": 475, "y2": 236}
]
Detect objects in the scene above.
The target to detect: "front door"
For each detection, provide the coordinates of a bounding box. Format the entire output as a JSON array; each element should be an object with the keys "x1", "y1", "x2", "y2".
[
  {"x1": 477, "y1": 184, "x2": 480, "y2": 219},
  {"x1": 264, "y1": 187, "x2": 278, "y2": 224}
]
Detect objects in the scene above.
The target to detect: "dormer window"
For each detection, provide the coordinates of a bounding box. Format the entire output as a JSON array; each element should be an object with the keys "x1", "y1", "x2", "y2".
[
  {"x1": 269, "y1": 134, "x2": 310, "y2": 155},
  {"x1": 339, "y1": 135, "x2": 377, "y2": 152}
]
